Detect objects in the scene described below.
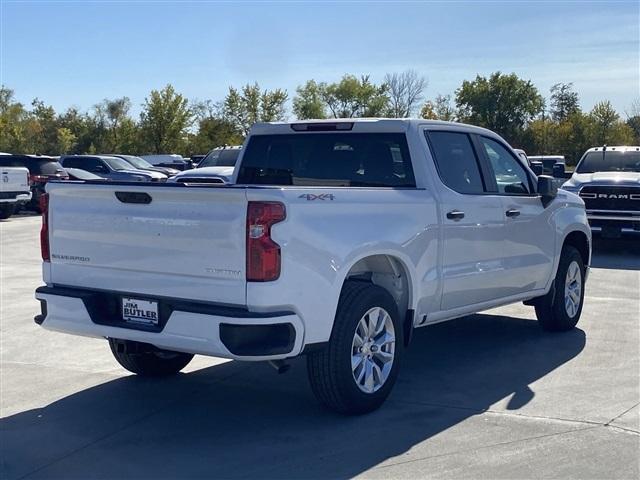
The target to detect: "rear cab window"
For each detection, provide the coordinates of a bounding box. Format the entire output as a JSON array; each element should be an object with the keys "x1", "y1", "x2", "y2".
[{"x1": 236, "y1": 133, "x2": 416, "y2": 188}]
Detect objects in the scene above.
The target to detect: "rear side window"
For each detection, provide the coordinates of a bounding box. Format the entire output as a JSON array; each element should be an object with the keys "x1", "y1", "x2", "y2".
[
  {"x1": 426, "y1": 131, "x2": 485, "y2": 194},
  {"x1": 237, "y1": 133, "x2": 416, "y2": 187},
  {"x1": 34, "y1": 161, "x2": 64, "y2": 175}
]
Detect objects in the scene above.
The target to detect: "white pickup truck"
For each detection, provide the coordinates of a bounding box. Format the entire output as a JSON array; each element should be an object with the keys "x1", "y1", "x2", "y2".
[
  {"x1": 0, "y1": 165, "x2": 31, "y2": 219},
  {"x1": 35, "y1": 119, "x2": 591, "y2": 414}
]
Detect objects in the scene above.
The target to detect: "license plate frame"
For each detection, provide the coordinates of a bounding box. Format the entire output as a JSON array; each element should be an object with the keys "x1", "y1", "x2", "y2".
[{"x1": 121, "y1": 297, "x2": 159, "y2": 326}]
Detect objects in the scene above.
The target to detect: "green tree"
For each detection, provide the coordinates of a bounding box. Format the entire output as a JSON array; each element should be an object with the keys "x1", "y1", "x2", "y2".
[
  {"x1": 224, "y1": 83, "x2": 288, "y2": 135},
  {"x1": 94, "y1": 97, "x2": 132, "y2": 151},
  {"x1": 0, "y1": 86, "x2": 29, "y2": 152},
  {"x1": 56, "y1": 127, "x2": 76, "y2": 153},
  {"x1": 139, "y1": 85, "x2": 192, "y2": 153},
  {"x1": 189, "y1": 117, "x2": 244, "y2": 154},
  {"x1": 292, "y1": 80, "x2": 327, "y2": 120},
  {"x1": 57, "y1": 107, "x2": 94, "y2": 154},
  {"x1": 625, "y1": 99, "x2": 640, "y2": 144},
  {"x1": 549, "y1": 83, "x2": 580, "y2": 122},
  {"x1": 455, "y1": 72, "x2": 544, "y2": 143},
  {"x1": 28, "y1": 98, "x2": 59, "y2": 154},
  {"x1": 321, "y1": 75, "x2": 389, "y2": 118},
  {"x1": 420, "y1": 94, "x2": 456, "y2": 121},
  {"x1": 589, "y1": 100, "x2": 632, "y2": 145}
]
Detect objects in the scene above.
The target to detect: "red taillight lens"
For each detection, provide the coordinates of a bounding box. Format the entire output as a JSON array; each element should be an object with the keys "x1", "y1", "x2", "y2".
[
  {"x1": 31, "y1": 175, "x2": 47, "y2": 184},
  {"x1": 246, "y1": 202, "x2": 286, "y2": 282},
  {"x1": 40, "y1": 194, "x2": 50, "y2": 262}
]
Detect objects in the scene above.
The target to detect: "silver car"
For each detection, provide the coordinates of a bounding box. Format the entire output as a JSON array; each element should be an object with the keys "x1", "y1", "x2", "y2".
[{"x1": 60, "y1": 155, "x2": 167, "y2": 182}]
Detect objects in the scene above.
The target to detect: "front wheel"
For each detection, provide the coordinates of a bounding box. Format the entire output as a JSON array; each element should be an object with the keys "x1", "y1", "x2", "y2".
[
  {"x1": 535, "y1": 245, "x2": 586, "y2": 332},
  {"x1": 108, "y1": 339, "x2": 194, "y2": 376},
  {"x1": 307, "y1": 281, "x2": 403, "y2": 415}
]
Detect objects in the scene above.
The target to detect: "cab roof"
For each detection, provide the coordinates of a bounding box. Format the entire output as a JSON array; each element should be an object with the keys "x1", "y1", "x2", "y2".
[
  {"x1": 587, "y1": 146, "x2": 640, "y2": 153},
  {"x1": 250, "y1": 118, "x2": 499, "y2": 137}
]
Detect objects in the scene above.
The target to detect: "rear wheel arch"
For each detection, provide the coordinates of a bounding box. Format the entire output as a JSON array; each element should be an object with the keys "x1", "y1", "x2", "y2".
[{"x1": 341, "y1": 253, "x2": 414, "y2": 321}]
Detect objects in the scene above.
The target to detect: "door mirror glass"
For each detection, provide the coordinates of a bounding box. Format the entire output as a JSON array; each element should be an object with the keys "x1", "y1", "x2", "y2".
[{"x1": 537, "y1": 175, "x2": 557, "y2": 207}]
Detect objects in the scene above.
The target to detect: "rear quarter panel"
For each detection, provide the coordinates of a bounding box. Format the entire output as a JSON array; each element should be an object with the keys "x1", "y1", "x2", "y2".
[{"x1": 245, "y1": 187, "x2": 438, "y2": 345}]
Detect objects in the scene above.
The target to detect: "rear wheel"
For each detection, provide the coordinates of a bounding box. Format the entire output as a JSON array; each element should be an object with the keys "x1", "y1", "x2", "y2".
[
  {"x1": 307, "y1": 281, "x2": 403, "y2": 415},
  {"x1": 535, "y1": 245, "x2": 585, "y2": 332},
  {"x1": 0, "y1": 203, "x2": 15, "y2": 220},
  {"x1": 108, "y1": 339, "x2": 194, "y2": 376}
]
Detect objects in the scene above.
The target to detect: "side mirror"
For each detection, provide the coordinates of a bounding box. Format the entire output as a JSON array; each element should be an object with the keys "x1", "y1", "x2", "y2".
[
  {"x1": 553, "y1": 163, "x2": 569, "y2": 179},
  {"x1": 537, "y1": 175, "x2": 557, "y2": 207},
  {"x1": 530, "y1": 162, "x2": 543, "y2": 176}
]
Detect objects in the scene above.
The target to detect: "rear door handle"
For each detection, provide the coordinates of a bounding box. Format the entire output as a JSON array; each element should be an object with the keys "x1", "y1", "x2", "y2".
[
  {"x1": 505, "y1": 208, "x2": 521, "y2": 218},
  {"x1": 446, "y1": 210, "x2": 465, "y2": 221}
]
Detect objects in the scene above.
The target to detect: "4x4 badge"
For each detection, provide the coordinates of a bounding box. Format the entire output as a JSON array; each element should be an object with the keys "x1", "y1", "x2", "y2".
[{"x1": 299, "y1": 194, "x2": 335, "y2": 201}]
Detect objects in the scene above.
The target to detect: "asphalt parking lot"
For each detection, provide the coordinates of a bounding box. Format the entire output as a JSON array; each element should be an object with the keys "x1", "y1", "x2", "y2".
[{"x1": 1, "y1": 214, "x2": 638, "y2": 479}]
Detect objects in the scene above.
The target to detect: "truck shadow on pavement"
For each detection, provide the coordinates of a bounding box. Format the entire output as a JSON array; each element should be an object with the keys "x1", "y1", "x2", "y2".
[
  {"x1": 1, "y1": 313, "x2": 586, "y2": 479},
  {"x1": 590, "y1": 237, "x2": 640, "y2": 271}
]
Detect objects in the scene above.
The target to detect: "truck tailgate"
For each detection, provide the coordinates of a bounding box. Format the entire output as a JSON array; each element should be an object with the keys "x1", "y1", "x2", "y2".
[
  {"x1": 46, "y1": 182, "x2": 247, "y2": 305},
  {"x1": 0, "y1": 167, "x2": 29, "y2": 196}
]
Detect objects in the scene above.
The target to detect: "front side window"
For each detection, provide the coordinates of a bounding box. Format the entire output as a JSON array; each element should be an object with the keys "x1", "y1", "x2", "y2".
[
  {"x1": 103, "y1": 157, "x2": 133, "y2": 171},
  {"x1": 426, "y1": 131, "x2": 485, "y2": 194},
  {"x1": 480, "y1": 137, "x2": 531, "y2": 195},
  {"x1": 62, "y1": 158, "x2": 83, "y2": 169},
  {"x1": 237, "y1": 133, "x2": 416, "y2": 187}
]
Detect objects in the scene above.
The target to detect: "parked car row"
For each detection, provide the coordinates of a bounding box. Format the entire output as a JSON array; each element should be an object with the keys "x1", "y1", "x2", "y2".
[{"x1": 0, "y1": 152, "x2": 198, "y2": 218}]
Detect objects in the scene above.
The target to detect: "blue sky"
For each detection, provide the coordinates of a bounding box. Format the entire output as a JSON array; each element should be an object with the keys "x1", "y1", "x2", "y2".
[{"x1": 1, "y1": 1, "x2": 638, "y2": 118}]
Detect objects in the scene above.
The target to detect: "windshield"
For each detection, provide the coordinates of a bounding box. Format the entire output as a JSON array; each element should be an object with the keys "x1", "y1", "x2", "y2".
[
  {"x1": 104, "y1": 157, "x2": 137, "y2": 171},
  {"x1": 576, "y1": 151, "x2": 640, "y2": 173},
  {"x1": 119, "y1": 155, "x2": 152, "y2": 169},
  {"x1": 200, "y1": 149, "x2": 240, "y2": 168}
]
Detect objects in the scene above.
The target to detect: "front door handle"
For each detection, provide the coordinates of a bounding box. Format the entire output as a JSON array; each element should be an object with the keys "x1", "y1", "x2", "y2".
[
  {"x1": 446, "y1": 210, "x2": 465, "y2": 221},
  {"x1": 505, "y1": 208, "x2": 521, "y2": 218}
]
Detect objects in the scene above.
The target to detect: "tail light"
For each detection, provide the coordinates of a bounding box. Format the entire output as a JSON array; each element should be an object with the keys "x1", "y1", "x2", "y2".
[
  {"x1": 31, "y1": 175, "x2": 48, "y2": 184},
  {"x1": 246, "y1": 202, "x2": 285, "y2": 282},
  {"x1": 40, "y1": 194, "x2": 50, "y2": 262}
]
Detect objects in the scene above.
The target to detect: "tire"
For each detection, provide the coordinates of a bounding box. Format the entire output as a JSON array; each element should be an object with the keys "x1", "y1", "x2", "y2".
[
  {"x1": 108, "y1": 339, "x2": 194, "y2": 376},
  {"x1": 535, "y1": 245, "x2": 585, "y2": 332},
  {"x1": 307, "y1": 281, "x2": 403, "y2": 415},
  {"x1": 0, "y1": 203, "x2": 15, "y2": 220}
]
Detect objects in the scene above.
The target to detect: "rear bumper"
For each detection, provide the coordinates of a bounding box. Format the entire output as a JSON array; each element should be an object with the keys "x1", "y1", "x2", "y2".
[
  {"x1": 0, "y1": 191, "x2": 31, "y2": 203},
  {"x1": 35, "y1": 285, "x2": 304, "y2": 361}
]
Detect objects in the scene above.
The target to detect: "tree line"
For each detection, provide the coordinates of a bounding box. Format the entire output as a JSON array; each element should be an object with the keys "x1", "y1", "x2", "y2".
[{"x1": 1, "y1": 71, "x2": 638, "y2": 165}]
